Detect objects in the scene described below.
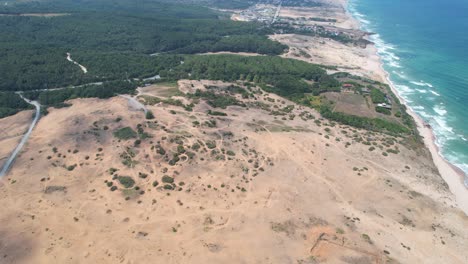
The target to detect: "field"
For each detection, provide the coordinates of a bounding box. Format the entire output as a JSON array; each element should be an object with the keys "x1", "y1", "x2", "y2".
[{"x1": 325, "y1": 92, "x2": 373, "y2": 118}]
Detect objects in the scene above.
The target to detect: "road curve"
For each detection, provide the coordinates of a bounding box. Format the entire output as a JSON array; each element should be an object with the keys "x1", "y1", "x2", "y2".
[
  {"x1": 0, "y1": 93, "x2": 41, "y2": 178},
  {"x1": 66, "y1": 52, "x2": 88, "y2": 73},
  {"x1": 0, "y1": 92, "x2": 145, "y2": 177}
]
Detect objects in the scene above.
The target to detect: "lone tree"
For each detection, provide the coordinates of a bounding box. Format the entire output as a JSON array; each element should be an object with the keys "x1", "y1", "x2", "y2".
[{"x1": 146, "y1": 110, "x2": 155, "y2": 120}]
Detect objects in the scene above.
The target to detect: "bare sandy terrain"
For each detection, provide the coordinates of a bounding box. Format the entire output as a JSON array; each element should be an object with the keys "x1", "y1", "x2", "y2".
[
  {"x1": 0, "y1": 81, "x2": 467, "y2": 264},
  {"x1": 0, "y1": 110, "x2": 33, "y2": 169},
  {"x1": 271, "y1": 34, "x2": 384, "y2": 82},
  {"x1": 266, "y1": 0, "x2": 383, "y2": 82},
  {"x1": 279, "y1": 4, "x2": 357, "y2": 30}
]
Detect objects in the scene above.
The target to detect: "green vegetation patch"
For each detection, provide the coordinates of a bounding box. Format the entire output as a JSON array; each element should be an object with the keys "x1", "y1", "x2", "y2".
[
  {"x1": 113, "y1": 127, "x2": 137, "y2": 140},
  {"x1": 117, "y1": 176, "x2": 135, "y2": 188},
  {"x1": 0, "y1": 92, "x2": 32, "y2": 118},
  {"x1": 320, "y1": 105, "x2": 409, "y2": 135},
  {"x1": 189, "y1": 90, "x2": 242, "y2": 109},
  {"x1": 370, "y1": 88, "x2": 386, "y2": 104},
  {"x1": 162, "y1": 175, "x2": 174, "y2": 184}
]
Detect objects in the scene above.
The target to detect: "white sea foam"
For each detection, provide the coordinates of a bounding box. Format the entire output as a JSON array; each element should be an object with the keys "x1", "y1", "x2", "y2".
[
  {"x1": 430, "y1": 113, "x2": 456, "y2": 145},
  {"x1": 388, "y1": 61, "x2": 401, "y2": 68},
  {"x1": 431, "y1": 119, "x2": 455, "y2": 148},
  {"x1": 394, "y1": 84, "x2": 413, "y2": 94},
  {"x1": 393, "y1": 71, "x2": 406, "y2": 79},
  {"x1": 370, "y1": 36, "x2": 401, "y2": 68},
  {"x1": 434, "y1": 104, "x2": 447, "y2": 116},
  {"x1": 410, "y1": 80, "x2": 433, "y2": 87},
  {"x1": 430, "y1": 90, "x2": 441, "y2": 96},
  {"x1": 442, "y1": 154, "x2": 468, "y2": 187},
  {"x1": 359, "y1": 18, "x2": 370, "y2": 25},
  {"x1": 417, "y1": 111, "x2": 431, "y2": 120}
]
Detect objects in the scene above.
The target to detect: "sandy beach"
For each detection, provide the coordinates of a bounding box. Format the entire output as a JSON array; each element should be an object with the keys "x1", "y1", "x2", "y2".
[
  {"x1": 379, "y1": 58, "x2": 468, "y2": 214},
  {"x1": 341, "y1": 0, "x2": 468, "y2": 215}
]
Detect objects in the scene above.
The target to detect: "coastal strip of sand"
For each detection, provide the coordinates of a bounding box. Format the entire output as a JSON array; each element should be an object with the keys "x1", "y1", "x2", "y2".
[
  {"x1": 338, "y1": 0, "x2": 468, "y2": 214},
  {"x1": 271, "y1": 0, "x2": 467, "y2": 214}
]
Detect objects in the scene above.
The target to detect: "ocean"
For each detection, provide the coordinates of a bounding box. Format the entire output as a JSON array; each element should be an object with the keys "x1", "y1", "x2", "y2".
[{"x1": 348, "y1": 0, "x2": 468, "y2": 184}]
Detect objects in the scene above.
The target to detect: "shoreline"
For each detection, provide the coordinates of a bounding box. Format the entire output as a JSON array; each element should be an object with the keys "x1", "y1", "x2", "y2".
[{"x1": 341, "y1": 0, "x2": 468, "y2": 214}]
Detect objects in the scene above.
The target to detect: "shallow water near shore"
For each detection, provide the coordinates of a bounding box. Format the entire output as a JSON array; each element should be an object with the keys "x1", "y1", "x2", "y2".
[{"x1": 348, "y1": 0, "x2": 468, "y2": 185}]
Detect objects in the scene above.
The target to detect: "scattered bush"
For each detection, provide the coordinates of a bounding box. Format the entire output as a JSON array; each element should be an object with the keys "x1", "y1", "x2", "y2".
[
  {"x1": 164, "y1": 184, "x2": 174, "y2": 190},
  {"x1": 207, "y1": 110, "x2": 227, "y2": 116},
  {"x1": 162, "y1": 175, "x2": 174, "y2": 184},
  {"x1": 192, "y1": 143, "x2": 201, "y2": 151},
  {"x1": 156, "y1": 145, "x2": 166, "y2": 155},
  {"x1": 118, "y1": 176, "x2": 135, "y2": 188},
  {"x1": 66, "y1": 164, "x2": 77, "y2": 171},
  {"x1": 362, "y1": 234, "x2": 372, "y2": 244},
  {"x1": 177, "y1": 145, "x2": 186, "y2": 154},
  {"x1": 134, "y1": 139, "x2": 142, "y2": 147},
  {"x1": 204, "y1": 120, "x2": 217, "y2": 128},
  {"x1": 145, "y1": 110, "x2": 155, "y2": 119},
  {"x1": 206, "y1": 141, "x2": 216, "y2": 149}
]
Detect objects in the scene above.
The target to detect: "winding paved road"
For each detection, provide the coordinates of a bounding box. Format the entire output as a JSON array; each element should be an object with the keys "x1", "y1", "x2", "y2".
[
  {"x1": 0, "y1": 76, "x2": 148, "y2": 177},
  {"x1": 0, "y1": 93, "x2": 41, "y2": 177}
]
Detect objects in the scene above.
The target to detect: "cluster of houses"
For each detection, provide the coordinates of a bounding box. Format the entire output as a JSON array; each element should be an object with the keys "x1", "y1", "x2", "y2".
[
  {"x1": 341, "y1": 83, "x2": 355, "y2": 93},
  {"x1": 377, "y1": 102, "x2": 392, "y2": 109},
  {"x1": 360, "y1": 87, "x2": 370, "y2": 94},
  {"x1": 235, "y1": 5, "x2": 277, "y2": 23}
]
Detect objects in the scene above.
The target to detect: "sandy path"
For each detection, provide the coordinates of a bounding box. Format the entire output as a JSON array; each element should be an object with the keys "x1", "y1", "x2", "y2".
[
  {"x1": 119, "y1": 94, "x2": 148, "y2": 114},
  {"x1": 66, "y1": 52, "x2": 88, "y2": 74},
  {"x1": 271, "y1": 1, "x2": 282, "y2": 24}
]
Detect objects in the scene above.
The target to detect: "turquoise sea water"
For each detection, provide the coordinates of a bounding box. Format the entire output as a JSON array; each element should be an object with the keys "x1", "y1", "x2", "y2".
[{"x1": 348, "y1": 0, "x2": 468, "y2": 184}]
